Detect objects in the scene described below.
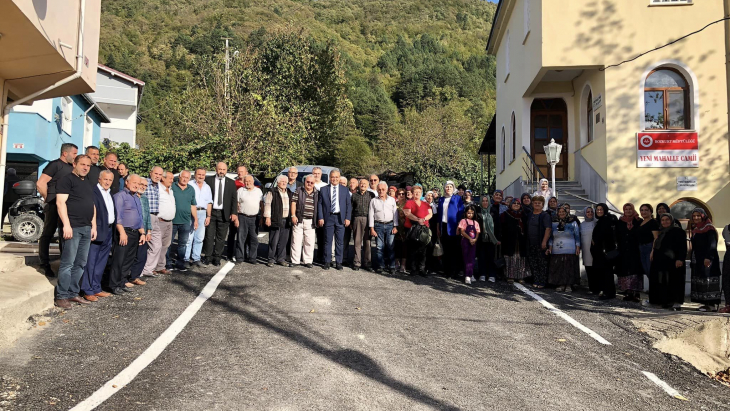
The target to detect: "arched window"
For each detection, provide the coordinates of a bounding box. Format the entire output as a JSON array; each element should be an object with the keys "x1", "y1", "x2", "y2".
[
  {"x1": 511, "y1": 112, "x2": 516, "y2": 162},
  {"x1": 586, "y1": 90, "x2": 594, "y2": 143},
  {"x1": 669, "y1": 197, "x2": 713, "y2": 228},
  {"x1": 501, "y1": 127, "x2": 506, "y2": 171},
  {"x1": 644, "y1": 68, "x2": 690, "y2": 130}
]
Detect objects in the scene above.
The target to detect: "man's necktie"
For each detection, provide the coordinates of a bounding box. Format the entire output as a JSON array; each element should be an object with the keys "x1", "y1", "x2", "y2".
[
  {"x1": 331, "y1": 186, "x2": 337, "y2": 213},
  {"x1": 217, "y1": 178, "x2": 223, "y2": 206}
]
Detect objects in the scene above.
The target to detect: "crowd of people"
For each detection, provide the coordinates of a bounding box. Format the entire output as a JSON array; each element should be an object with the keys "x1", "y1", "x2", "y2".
[{"x1": 36, "y1": 145, "x2": 729, "y2": 313}]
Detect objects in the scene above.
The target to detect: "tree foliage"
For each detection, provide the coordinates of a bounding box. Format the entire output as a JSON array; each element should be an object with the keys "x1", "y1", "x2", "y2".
[{"x1": 99, "y1": 0, "x2": 498, "y2": 187}]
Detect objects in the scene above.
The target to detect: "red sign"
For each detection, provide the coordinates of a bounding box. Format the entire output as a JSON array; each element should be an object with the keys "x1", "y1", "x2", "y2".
[{"x1": 637, "y1": 131, "x2": 698, "y2": 168}]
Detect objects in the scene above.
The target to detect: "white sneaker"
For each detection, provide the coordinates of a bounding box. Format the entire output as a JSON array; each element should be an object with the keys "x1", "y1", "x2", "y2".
[
  {"x1": 479, "y1": 276, "x2": 486, "y2": 282},
  {"x1": 470, "y1": 276, "x2": 477, "y2": 283},
  {"x1": 488, "y1": 277, "x2": 496, "y2": 283},
  {"x1": 465, "y1": 276, "x2": 472, "y2": 285}
]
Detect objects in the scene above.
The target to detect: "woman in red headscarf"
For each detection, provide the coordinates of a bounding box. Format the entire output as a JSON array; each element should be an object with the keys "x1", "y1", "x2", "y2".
[
  {"x1": 615, "y1": 203, "x2": 643, "y2": 302},
  {"x1": 689, "y1": 208, "x2": 722, "y2": 312}
]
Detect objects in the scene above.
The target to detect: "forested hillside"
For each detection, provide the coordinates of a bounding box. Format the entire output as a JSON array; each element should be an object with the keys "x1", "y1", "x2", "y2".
[{"x1": 100, "y1": 0, "x2": 497, "y2": 187}]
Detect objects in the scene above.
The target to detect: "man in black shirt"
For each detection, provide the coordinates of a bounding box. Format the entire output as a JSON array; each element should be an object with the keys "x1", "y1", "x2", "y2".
[
  {"x1": 85, "y1": 145, "x2": 102, "y2": 185},
  {"x1": 54, "y1": 155, "x2": 96, "y2": 309},
  {"x1": 36, "y1": 143, "x2": 77, "y2": 277},
  {"x1": 100, "y1": 152, "x2": 121, "y2": 194}
]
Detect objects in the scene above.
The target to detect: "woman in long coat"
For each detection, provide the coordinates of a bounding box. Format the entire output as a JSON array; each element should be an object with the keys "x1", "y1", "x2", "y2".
[
  {"x1": 615, "y1": 203, "x2": 643, "y2": 303},
  {"x1": 591, "y1": 203, "x2": 617, "y2": 300},
  {"x1": 500, "y1": 199, "x2": 528, "y2": 284},
  {"x1": 649, "y1": 214, "x2": 687, "y2": 309},
  {"x1": 689, "y1": 208, "x2": 722, "y2": 312},
  {"x1": 580, "y1": 206, "x2": 599, "y2": 294}
]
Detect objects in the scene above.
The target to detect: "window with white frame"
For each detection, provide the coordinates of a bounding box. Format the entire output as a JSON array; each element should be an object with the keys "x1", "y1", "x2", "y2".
[
  {"x1": 504, "y1": 30, "x2": 510, "y2": 81},
  {"x1": 523, "y1": 0, "x2": 530, "y2": 41},
  {"x1": 501, "y1": 127, "x2": 506, "y2": 171},
  {"x1": 61, "y1": 97, "x2": 73, "y2": 135},
  {"x1": 650, "y1": 0, "x2": 692, "y2": 5}
]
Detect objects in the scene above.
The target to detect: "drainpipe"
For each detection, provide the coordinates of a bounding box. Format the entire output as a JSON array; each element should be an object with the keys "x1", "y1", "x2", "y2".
[
  {"x1": 725, "y1": 0, "x2": 730, "y2": 173},
  {"x1": 0, "y1": 0, "x2": 86, "y2": 211}
]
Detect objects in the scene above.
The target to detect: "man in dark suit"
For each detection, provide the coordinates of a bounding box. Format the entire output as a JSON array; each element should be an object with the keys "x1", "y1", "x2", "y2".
[
  {"x1": 80, "y1": 170, "x2": 115, "y2": 301},
  {"x1": 203, "y1": 162, "x2": 238, "y2": 266},
  {"x1": 317, "y1": 169, "x2": 352, "y2": 270}
]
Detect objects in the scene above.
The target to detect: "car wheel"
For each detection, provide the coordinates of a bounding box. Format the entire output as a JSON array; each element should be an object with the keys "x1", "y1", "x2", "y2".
[{"x1": 11, "y1": 214, "x2": 44, "y2": 243}]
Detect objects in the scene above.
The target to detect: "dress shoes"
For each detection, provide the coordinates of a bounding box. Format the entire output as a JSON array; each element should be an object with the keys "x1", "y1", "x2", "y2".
[
  {"x1": 155, "y1": 269, "x2": 172, "y2": 275},
  {"x1": 54, "y1": 299, "x2": 72, "y2": 309},
  {"x1": 212, "y1": 259, "x2": 221, "y2": 267},
  {"x1": 304, "y1": 263, "x2": 313, "y2": 268},
  {"x1": 248, "y1": 260, "x2": 258, "y2": 265},
  {"x1": 352, "y1": 266, "x2": 360, "y2": 271},
  {"x1": 68, "y1": 296, "x2": 90, "y2": 305},
  {"x1": 112, "y1": 287, "x2": 133, "y2": 295},
  {"x1": 335, "y1": 264, "x2": 343, "y2": 270},
  {"x1": 192, "y1": 261, "x2": 203, "y2": 268},
  {"x1": 201, "y1": 257, "x2": 209, "y2": 265},
  {"x1": 95, "y1": 291, "x2": 112, "y2": 298},
  {"x1": 83, "y1": 295, "x2": 98, "y2": 302},
  {"x1": 322, "y1": 265, "x2": 330, "y2": 270},
  {"x1": 276, "y1": 261, "x2": 292, "y2": 268},
  {"x1": 125, "y1": 282, "x2": 135, "y2": 288},
  {"x1": 131, "y1": 279, "x2": 146, "y2": 286},
  {"x1": 266, "y1": 262, "x2": 274, "y2": 267}
]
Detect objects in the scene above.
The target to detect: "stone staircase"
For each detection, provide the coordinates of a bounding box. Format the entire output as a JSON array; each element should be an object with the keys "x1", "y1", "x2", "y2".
[{"x1": 552, "y1": 181, "x2": 597, "y2": 216}]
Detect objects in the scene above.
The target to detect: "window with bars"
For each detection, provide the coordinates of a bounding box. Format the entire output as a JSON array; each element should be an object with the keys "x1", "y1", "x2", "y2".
[
  {"x1": 650, "y1": 0, "x2": 692, "y2": 5},
  {"x1": 644, "y1": 68, "x2": 690, "y2": 130}
]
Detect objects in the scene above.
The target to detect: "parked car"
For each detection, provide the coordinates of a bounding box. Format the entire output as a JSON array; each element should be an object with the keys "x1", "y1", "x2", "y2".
[
  {"x1": 264, "y1": 165, "x2": 339, "y2": 189},
  {"x1": 173, "y1": 171, "x2": 262, "y2": 188}
]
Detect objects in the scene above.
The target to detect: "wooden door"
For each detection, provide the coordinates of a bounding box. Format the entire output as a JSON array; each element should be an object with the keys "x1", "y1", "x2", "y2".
[{"x1": 530, "y1": 98, "x2": 569, "y2": 181}]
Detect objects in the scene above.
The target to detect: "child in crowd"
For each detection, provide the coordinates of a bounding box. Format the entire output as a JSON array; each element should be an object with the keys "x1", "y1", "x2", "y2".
[{"x1": 458, "y1": 205, "x2": 481, "y2": 284}]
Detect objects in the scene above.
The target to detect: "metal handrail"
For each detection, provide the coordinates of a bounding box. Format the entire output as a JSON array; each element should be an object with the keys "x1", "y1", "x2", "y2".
[{"x1": 522, "y1": 147, "x2": 547, "y2": 181}]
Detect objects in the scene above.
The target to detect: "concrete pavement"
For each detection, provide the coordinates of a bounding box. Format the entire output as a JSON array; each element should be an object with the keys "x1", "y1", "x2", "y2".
[{"x1": 0, "y1": 258, "x2": 728, "y2": 410}]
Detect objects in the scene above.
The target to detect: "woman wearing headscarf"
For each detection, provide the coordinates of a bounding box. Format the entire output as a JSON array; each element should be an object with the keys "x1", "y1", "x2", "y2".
[
  {"x1": 477, "y1": 195, "x2": 499, "y2": 282},
  {"x1": 546, "y1": 197, "x2": 559, "y2": 218},
  {"x1": 520, "y1": 193, "x2": 532, "y2": 215},
  {"x1": 591, "y1": 203, "x2": 617, "y2": 300},
  {"x1": 615, "y1": 203, "x2": 643, "y2": 302},
  {"x1": 689, "y1": 208, "x2": 722, "y2": 312},
  {"x1": 500, "y1": 198, "x2": 528, "y2": 284},
  {"x1": 649, "y1": 214, "x2": 687, "y2": 309},
  {"x1": 656, "y1": 203, "x2": 682, "y2": 228},
  {"x1": 526, "y1": 196, "x2": 552, "y2": 288},
  {"x1": 463, "y1": 190, "x2": 475, "y2": 208},
  {"x1": 637, "y1": 204, "x2": 660, "y2": 278},
  {"x1": 720, "y1": 224, "x2": 730, "y2": 313},
  {"x1": 580, "y1": 206, "x2": 599, "y2": 293},
  {"x1": 562, "y1": 202, "x2": 581, "y2": 288},
  {"x1": 487, "y1": 190, "x2": 507, "y2": 282},
  {"x1": 547, "y1": 207, "x2": 581, "y2": 292},
  {"x1": 436, "y1": 181, "x2": 465, "y2": 278},
  {"x1": 533, "y1": 178, "x2": 553, "y2": 204},
  {"x1": 425, "y1": 190, "x2": 438, "y2": 272}
]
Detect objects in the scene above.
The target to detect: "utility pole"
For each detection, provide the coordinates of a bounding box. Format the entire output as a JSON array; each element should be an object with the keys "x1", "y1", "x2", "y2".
[
  {"x1": 222, "y1": 37, "x2": 233, "y2": 128},
  {"x1": 222, "y1": 37, "x2": 232, "y2": 100}
]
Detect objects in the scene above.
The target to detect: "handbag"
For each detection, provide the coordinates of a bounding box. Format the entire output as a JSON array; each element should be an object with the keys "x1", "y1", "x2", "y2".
[
  {"x1": 409, "y1": 225, "x2": 432, "y2": 246},
  {"x1": 433, "y1": 238, "x2": 444, "y2": 257},
  {"x1": 494, "y1": 244, "x2": 506, "y2": 269},
  {"x1": 606, "y1": 249, "x2": 620, "y2": 261}
]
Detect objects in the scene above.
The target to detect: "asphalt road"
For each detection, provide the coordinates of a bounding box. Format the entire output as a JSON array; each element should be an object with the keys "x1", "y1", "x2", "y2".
[{"x1": 1, "y1": 244, "x2": 728, "y2": 410}]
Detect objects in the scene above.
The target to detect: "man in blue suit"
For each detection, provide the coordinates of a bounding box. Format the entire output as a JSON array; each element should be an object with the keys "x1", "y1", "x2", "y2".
[
  {"x1": 80, "y1": 170, "x2": 116, "y2": 301},
  {"x1": 318, "y1": 169, "x2": 352, "y2": 270},
  {"x1": 436, "y1": 180, "x2": 465, "y2": 278}
]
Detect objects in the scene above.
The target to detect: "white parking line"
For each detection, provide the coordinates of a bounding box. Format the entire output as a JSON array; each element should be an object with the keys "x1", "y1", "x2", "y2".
[
  {"x1": 642, "y1": 371, "x2": 689, "y2": 401},
  {"x1": 514, "y1": 283, "x2": 612, "y2": 345},
  {"x1": 70, "y1": 262, "x2": 236, "y2": 411}
]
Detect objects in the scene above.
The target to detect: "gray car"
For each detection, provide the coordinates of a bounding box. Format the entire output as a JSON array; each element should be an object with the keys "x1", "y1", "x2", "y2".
[{"x1": 265, "y1": 165, "x2": 339, "y2": 188}]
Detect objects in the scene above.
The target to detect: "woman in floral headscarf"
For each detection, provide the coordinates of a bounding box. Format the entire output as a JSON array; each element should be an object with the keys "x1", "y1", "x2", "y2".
[
  {"x1": 615, "y1": 203, "x2": 643, "y2": 302},
  {"x1": 533, "y1": 178, "x2": 553, "y2": 204},
  {"x1": 689, "y1": 208, "x2": 721, "y2": 312}
]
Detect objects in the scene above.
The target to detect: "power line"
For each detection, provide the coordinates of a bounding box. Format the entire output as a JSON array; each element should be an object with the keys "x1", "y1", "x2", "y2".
[{"x1": 600, "y1": 16, "x2": 730, "y2": 71}]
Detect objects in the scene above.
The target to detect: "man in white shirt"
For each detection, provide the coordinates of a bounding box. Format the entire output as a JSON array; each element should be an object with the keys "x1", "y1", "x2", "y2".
[
  {"x1": 187, "y1": 167, "x2": 213, "y2": 266},
  {"x1": 236, "y1": 175, "x2": 263, "y2": 264},
  {"x1": 368, "y1": 182, "x2": 398, "y2": 273},
  {"x1": 80, "y1": 170, "x2": 116, "y2": 301},
  {"x1": 367, "y1": 174, "x2": 379, "y2": 195},
  {"x1": 312, "y1": 167, "x2": 327, "y2": 190},
  {"x1": 145, "y1": 170, "x2": 176, "y2": 275}
]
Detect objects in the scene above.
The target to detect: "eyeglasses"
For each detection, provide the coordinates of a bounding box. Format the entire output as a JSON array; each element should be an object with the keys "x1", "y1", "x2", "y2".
[
  {"x1": 398, "y1": 192, "x2": 406, "y2": 196},
  {"x1": 305, "y1": 181, "x2": 313, "y2": 185},
  {"x1": 370, "y1": 179, "x2": 378, "y2": 182}
]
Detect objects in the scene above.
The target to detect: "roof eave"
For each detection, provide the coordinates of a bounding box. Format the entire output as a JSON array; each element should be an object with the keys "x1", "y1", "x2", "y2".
[
  {"x1": 486, "y1": 0, "x2": 510, "y2": 55},
  {"x1": 81, "y1": 94, "x2": 112, "y2": 123}
]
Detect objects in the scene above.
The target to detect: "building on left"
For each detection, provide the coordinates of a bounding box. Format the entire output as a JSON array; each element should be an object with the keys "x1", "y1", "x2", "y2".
[{"x1": 0, "y1": 0, "x2": 103, "y2": 207}]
